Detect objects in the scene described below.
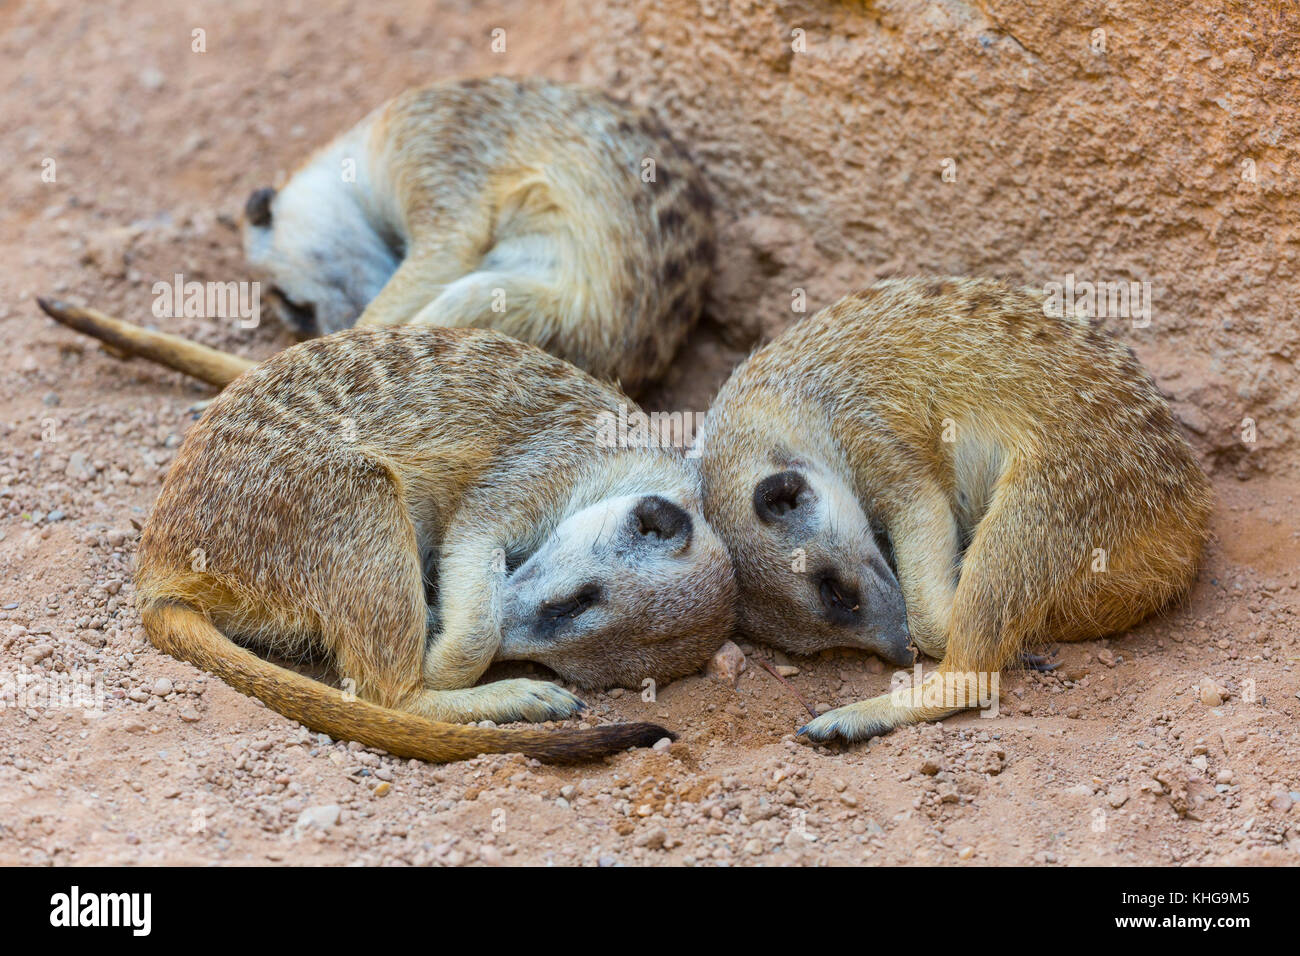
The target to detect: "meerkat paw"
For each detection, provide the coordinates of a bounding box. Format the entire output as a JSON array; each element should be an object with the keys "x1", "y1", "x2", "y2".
[
  {"x1": 434, "y1": 679, "x2": 588, "y2": 724},
  {"x1": 797, "y1": 694, "x2": 906, "y2": 744}
]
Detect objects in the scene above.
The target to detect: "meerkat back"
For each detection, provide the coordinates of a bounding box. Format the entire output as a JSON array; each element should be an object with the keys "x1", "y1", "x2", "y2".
[
  {"x1": 242, "y1": 76, "x2": 714, "y2": 394},
  {"x1": 699, "y1": 277, "x2": 1212, "y2": 742}
]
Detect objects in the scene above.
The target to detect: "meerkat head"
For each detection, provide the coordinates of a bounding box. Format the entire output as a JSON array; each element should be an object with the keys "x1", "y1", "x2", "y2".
[
  {"x1": 497, "y1": 493, "x2": 736, "y2": 689},
  {"x1": 708, "y1": 457, "x2": 914, "y2": 665},
  {"x1": 240, "y1": 179, "x2": 400, "y2": 338}
]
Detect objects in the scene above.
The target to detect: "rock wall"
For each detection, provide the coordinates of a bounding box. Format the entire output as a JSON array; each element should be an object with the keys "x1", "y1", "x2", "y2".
[{"x1": 567, "y1": 0, "x2": 1300, "y2": 476}]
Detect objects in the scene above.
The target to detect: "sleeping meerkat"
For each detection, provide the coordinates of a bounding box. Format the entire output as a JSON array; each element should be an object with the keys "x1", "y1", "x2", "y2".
[
  {"x1": 39, "y1": 75, "x2": 714, "y2": 394},
  {"x1": 698, "y1": 277, "x2": 1212, "y2": 743},
  {"x1": 135, "y1": 325, "x2": 735, "y2": 763}
]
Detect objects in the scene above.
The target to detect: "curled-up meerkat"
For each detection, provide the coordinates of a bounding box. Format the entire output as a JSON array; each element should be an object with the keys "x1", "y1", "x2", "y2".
[
  {"x1": 39, "y1": 75, "x2": 714, "y2": 394},
  {"x1": 698, "y1": 277, "x2": 1212, "y2": 743},
  {"x1": 136, "y1": 326, "x2": 735, "y2": 763}
]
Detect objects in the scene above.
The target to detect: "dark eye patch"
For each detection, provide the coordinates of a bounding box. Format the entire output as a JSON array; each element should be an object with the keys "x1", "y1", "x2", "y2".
[{"x1": 539, "y1": 583, "x2": 603, "y2": 623}]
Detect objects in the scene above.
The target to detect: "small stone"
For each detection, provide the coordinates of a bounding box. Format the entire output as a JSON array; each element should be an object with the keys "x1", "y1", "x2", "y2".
[
  {"x1": 919, "y1": 757, "x2": 943, "y2": 776},
  {"x1": 295, "y1": 804, "x2": 341, "y2": 834},
  {"x1": 652, "y1": 737, "x2": 672, "y2": 752},
  {"x1": 775, "y1": 665, "x2": 800, "y2": 678},
  {"x1": 65, "y1": 452, "x2": 96, "y2": 482},
  {"x1": 1269, "y1": 792, "x2": 1293, "y2": 814},
  {"x1": 373, "y1": 782, "x2": 391, "y2": 797},
  {"x1": 1199, "y1": 682, "x2": 1223, "y2": 707},
  {"x1": 479, "y1": 845, "x2": 502, "y2": 865},
  {"x1": 957, "y1": 846, "x2": 975, "y2": 860},
  {"x1": 128, "y1": 689, "x2": 150, "y2": 703},
  {"x1": 178, "y1": 706, "x2": 201, "y2": 722},
  {"x1": 152, "y1": 677, "x2": 174, "y2": 697},
  {"x1": 704, "y1": 640, "x2": 747, "y2": 687},
  {"x1": 633, "y1": 826, "x2": 667, "y2": 850}
]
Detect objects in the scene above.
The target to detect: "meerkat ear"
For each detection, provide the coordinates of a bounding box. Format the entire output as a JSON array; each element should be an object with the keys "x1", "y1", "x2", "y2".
[
  {"x1": 631, "y1": 495, "x2": 693, "y2": 546},
  {"x1": 244, "y1": 187, "x2": 276, "y2": 227},
  {"x1": 753, "y1": 470, "x2": 809, "y2": 524}
]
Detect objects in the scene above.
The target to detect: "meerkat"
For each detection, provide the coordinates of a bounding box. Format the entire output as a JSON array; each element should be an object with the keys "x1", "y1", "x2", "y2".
[
  {"x1": 132, "y1": 325, "x2": 735, "y2": 763},
  {"x1": 698, "y1": 277, "x2": 1212, "y2": 743},
  {"x1": 39, "y1": 75, "x2": 714, "y2": 394}
]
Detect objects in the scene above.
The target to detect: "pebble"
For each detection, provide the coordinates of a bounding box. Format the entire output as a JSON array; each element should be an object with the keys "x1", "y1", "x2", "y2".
[
  {"x1": 178, "y1": 706, "x2": 201, "y2": 722},
  {"x1": 152, "y1": 678, "x2": 174, "y2": 697},
  {"x1": 294, "y1": 804, "x2": 341, "y2": 834},
  {"x1": 373, "y1": 782, "x2": 391, "y2": 797},
  {"x1": 704, "y1": 640, "x2": 747, "y2": 687},
  {"x1": 633, "y1": 826, "x2": 667, "y2": 850},
  {"x1": 957, "y1": 846, "x2": 975, "y2": 860},
  {"x1": 652, "y1": 737, "x2": 672, "y2": 752},
  {"x1": 1269, "y1": 792, "x2": 1293, "y2": 814},
  {"x1": 775, "y1": 665, "x2": 800, "y2": 678},
  {"x1": 1199, "y1": 681, "x2": 1223, "y2": 706}
]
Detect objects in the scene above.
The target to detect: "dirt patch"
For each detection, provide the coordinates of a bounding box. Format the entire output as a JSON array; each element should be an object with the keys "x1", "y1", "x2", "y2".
[{"x1": 0, "y1": 0, "x2": 1296, "y2": 866}]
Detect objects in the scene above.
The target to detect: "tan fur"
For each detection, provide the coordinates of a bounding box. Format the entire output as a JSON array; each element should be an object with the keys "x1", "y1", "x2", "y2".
[
  {"x1": 698, "y1": 277, "x2": 1213, "y2": 741},
  {"x1": 42, "y1": 77, "x2": 714, "y2": 395},
  {"x1": 138, "y1": 326, "x2": 735, "y2": 762}
]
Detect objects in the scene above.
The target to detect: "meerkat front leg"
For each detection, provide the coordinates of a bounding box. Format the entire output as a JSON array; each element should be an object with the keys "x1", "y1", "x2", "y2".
[
  {"x1": 801, "y1": 467, "x2": 1047, "y2": 742},
  {"x1": 411, "y1": 508, "x2": 589, "y2": 724},
  {"x1": 352, "y1": 243, "x2": 479, "y2": 329},
  {"x1": 884, "y1": 481, "x2": 961, "y2": 659}
]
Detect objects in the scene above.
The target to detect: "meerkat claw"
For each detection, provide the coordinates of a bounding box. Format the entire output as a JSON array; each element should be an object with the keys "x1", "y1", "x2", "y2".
[{"x1": 1020, "y1": 650, "x2": 1061, "y2": 672}]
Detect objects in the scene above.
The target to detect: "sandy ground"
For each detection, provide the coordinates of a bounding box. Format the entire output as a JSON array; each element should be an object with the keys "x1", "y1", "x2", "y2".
[{"x1": 1, "y1": 0, "x2": 1297, "y2": 866}]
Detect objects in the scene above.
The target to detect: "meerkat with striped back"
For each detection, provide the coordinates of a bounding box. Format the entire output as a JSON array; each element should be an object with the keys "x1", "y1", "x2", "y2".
[
  {"x1": 134, "y1": 325, "x2": 735, "y2": 763},
  {"x1": 698, "y1": 277, "x2": 1212, "y2": 742},
  {"x1": 39, "y1": 76, "x2": 714, "y2": 394}
]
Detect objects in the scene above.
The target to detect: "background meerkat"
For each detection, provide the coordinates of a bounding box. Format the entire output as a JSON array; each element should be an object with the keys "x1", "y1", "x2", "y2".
[
  {"x1": 698, "y1": 277, "x2": 1213, "y2": 743},
  {"x1": 39, "y1": 75, "x2": 715, "y2": 395},
  {"x1": 136, "y1": 325, "x2": 735, "y2": 763}
]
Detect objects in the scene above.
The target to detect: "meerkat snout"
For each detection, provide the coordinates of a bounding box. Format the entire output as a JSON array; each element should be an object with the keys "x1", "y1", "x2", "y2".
[
  {"x1": 741, "y1": 466, "x2": 914, "y2": 664},
  {"x1": 498, "y1": 493, "x2": 734, "y2": 688}
]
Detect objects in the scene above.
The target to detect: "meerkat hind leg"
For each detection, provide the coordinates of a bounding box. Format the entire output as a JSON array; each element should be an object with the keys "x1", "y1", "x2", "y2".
[{"x1": 406, "y1": 271, "x2": 570, "y2": 356}]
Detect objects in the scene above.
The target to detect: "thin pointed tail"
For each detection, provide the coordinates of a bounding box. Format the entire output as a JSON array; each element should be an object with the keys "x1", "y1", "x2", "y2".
[
  {"x1": 37, "y1": 297, "x2": 254, "y2": 387},
  {"x1": 143, "y1": 603, "x2": 674, "y2": 763}
]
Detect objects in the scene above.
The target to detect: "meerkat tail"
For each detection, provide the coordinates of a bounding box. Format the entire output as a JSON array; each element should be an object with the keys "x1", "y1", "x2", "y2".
[
  {"x1": 36, "y1": 297, "x2": 254, "y2": 387},
  {"x1": 142, "y1": 603, "x2": 673, "y2": 763}
]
